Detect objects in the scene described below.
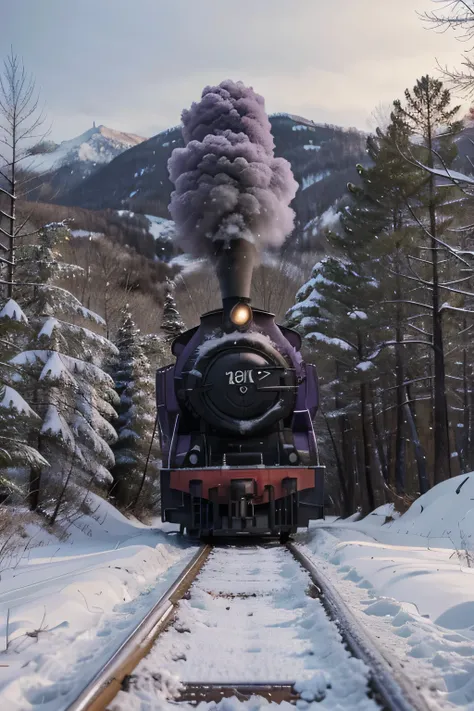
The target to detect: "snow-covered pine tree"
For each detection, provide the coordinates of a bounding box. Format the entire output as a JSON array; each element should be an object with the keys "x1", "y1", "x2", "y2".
[
  {"x1": 286, "y1": 247, "x2": 382, "y2": 513},
  {"x1": 0, "y1": 299, "x2": 48, "y2": 498},
  {"x1": 286, "y1": 257, "x2": 357, "y2": 515},
  {"x1": 111, "y1": 310, "x2": 160, "y2": 512},
  {"x1": 161, "y1": 278, "x2": 185, "y2": 343},
  {"x1": 10, "y1": 222, "x2": 119, "y2": 515},
  {"x1": 138, "y1": 332, "x2": 172, "y2": 371}
]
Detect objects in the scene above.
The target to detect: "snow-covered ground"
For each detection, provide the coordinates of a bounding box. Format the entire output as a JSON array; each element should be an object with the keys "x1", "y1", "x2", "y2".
[
  {"x1": 1, "y1": 475, "x2": 473, "y2": 710},
  {"x1": 144, "y1": 214, "x2": 175, "y2": 242},
  {"x1": 0, "y1": 496, "x2": 194, "y2": 710},
  {"x1": 296, "y1": 473, "x2": 474, "y2": 710},
  {"x1": 111, "y1": 545, "x2": 378, "y2": 711}
]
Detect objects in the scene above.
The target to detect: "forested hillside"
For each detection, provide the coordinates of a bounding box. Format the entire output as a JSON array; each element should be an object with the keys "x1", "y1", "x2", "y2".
[{"x1": 52, "y1": 115, "x2": 368, "y2": 247}]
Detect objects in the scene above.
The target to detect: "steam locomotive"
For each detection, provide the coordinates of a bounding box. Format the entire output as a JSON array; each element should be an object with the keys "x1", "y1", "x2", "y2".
[{"x1": 157, "y1": 240, "x2": 324, "y2": 541}]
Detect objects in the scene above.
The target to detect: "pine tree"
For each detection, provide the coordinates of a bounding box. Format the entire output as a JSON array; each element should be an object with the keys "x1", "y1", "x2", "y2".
[
  {"x1": 10, "y1": 223, "x2": 119, "y2": 515},
  {"x1": 362, "y1": 116, "x2": 430, "y2": 497},
  {"x1": 287, "y1": 79, "x2": 468, "y2": 514},
  {"x1": 287, "y1": 246, "x2": 382, "y2": 514},
  {"x1": 393, "y1": 75, "x2": 465, "y2": 485},
  {"x1": 0, "y1": 300, "x2": 48, "y2": 496},
  {"x1": 111, "y1": 310, "x2": 160, "y2": 512},
  {"x1": 161, "y1": 279, "x2": 185, "y2": 343},
  {"x1": 286, "y1": 114, "x2": 428, "y2": 511},
  {"x1": 0, "y1": 50, "x2": 45, "y2": 301}
]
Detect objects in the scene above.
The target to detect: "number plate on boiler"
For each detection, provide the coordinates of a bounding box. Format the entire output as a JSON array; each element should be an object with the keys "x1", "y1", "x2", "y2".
[{"x1": 225, "y1": 369, "x2": 272, "y2": 385}]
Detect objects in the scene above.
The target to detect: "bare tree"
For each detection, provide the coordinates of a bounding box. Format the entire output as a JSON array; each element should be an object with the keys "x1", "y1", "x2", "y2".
[
  {"x1": 251, "y1": 256, "x2": 307, "y2": 321},
  {"x1": 421, "y1": 1, "x2": 474, "y2": 95},
  {"x1": 0, "y1": 49, "x2": 45, "y2": 298},
  {"x1": 422, "y1": 0, "x2": 474, "y2": 36},
  {"x1": 174, "y1": 266, "x2": 221, "y2": 327}
]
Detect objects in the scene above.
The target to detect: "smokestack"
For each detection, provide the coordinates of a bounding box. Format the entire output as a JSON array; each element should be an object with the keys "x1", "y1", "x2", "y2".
[
  {"x1": 214, "y1": 238, "x2": 256, "y2": 302},
  {"x1": 168, "y1": 80, "x2": 297, "y2": 307}
]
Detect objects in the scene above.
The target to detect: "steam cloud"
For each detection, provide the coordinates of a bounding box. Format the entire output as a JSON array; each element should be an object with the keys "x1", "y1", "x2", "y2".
[{"x1": 168, "y1": 80, "x2": 298, "y2": 257}]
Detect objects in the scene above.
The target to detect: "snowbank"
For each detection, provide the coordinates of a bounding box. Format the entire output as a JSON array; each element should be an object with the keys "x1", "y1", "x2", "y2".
[
  {"x1": 298, "y1": 474, "x2": 474, "y2": 710},
  {"x1": 389, "y1": 474, "x2": 474, "y2": 549},
  {"x1": 0, "y1": 496, "x2": 194, "y2": 710}
]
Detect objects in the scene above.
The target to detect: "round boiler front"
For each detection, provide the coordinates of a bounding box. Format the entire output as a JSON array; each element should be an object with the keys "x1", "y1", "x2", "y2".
[{"x1": 180, "y1": 337, "x2": 297, "y2": 435}]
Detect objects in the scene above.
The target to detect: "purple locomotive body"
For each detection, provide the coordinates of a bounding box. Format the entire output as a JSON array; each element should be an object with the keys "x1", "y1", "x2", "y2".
[{"x1": 157, "y1": 297, "x2": 325, "y2": 542}]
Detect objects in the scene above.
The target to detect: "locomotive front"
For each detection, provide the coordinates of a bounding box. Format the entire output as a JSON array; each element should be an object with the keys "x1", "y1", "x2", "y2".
[{"x1": 157, "y1": 241, "x2": 325, "y2": 541}]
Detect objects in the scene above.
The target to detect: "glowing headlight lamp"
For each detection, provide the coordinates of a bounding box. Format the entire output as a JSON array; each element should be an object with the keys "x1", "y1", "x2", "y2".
[{"x1": 230, "y1": 302, "x2": 253, "y2": 327}]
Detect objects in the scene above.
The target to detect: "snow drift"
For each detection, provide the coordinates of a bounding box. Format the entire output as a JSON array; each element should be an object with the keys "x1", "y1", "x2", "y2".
[
  {"x1": 0, "y1": 495, "x2": 193, "y2": 710},
  {"x1": 298, "y1": 475, "x2": 474, "y2": 709},
  {"x1": 167, "y1": 80, "x2": 298, "y2": 258}
]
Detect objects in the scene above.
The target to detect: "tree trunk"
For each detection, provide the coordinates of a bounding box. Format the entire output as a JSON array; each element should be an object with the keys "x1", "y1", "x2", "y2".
[
  {"x1": 335, "y1": 362, "x2": 354, "y2": 512},
  {"x1": 404, "y1": 385, "x2": 430, "y2": 494},
  {"x1": 7, "y1": 109, "x2": 16, "y2": 298},
  {"x1": 461, "y1": 336, "x2": 470, "y2": 472},
  {"x1": 28, "y1": 468, "x2": 42, "y2": 511},
  {"x1": 469, "y1": 376, "x2": 474, "y2": 471},
  {"x1": 369, "y1": 385, "x2": 388, "y2": 496},
  {"x1": 431, "y1": 250, "x2": 451, "y2": 483},
  {"x1": 132, "y1": 416, "x2": 158, "y2": 512},
  {"x1": 394, "y1": 281, "x2": 406, "y2": 494},
  {"x1": 427, "y1": 126, "x2": 451, "y2": 484},
  {"x1": 360, "y1": 382, "x2": 375, "y2": 512},
  {"x1": 324, "y1": 413, "x2": 351, "y2": 517},
  {"x1": 381, "y1": 389, "x2": 393, "y2": 488},
  {"x1": 50, "y1": 458, "x2": 74, "y2": 524},
  {"x1": 28, "y1": 421, "x2": 43, "y2": 511}
]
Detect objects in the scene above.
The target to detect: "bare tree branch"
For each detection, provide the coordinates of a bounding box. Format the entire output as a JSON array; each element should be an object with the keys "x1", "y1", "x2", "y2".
[{"x1": 0, "y1": 48, "x2": 47, "y2": 299}]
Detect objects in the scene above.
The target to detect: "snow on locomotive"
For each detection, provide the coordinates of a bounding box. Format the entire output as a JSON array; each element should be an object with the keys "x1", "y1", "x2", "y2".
[{"x1": 157, "y1": 241, "x2": 325, "y2": 541}]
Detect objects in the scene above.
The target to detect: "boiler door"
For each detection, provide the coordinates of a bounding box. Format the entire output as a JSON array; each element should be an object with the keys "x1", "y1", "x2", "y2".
[{"x1": 204, "y1": 351, "x2": 280, "y2": 420}]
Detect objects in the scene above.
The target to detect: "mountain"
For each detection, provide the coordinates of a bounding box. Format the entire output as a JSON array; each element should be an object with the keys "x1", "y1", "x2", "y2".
[
  {"x1": 454, "y1": 120, "x2": 474, "y2": 175},
  {"x1": 27, "y1": 125, "x2": 146, "y2": 199},
  {"x1": 58, "y1": 115, "x2": 368, "y2": 244}
]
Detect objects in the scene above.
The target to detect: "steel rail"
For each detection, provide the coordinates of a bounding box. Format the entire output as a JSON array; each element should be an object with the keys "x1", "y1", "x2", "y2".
[
  {"x1": 66, "y1": 544, "x2": 211, "y2": 711},
  {"x1": 288, "y1": 542, "x2": 432, "y2": 711}
]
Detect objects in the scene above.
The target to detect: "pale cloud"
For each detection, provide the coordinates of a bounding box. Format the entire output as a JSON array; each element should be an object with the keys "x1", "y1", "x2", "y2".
[{"x1": 4, "y1": 0, "x2": 469, "y2": 140}]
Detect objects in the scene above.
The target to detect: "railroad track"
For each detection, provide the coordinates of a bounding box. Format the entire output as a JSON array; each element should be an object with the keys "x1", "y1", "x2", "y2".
[{"x1": 64, "y1": 540, "x2": 432, "y2": 711}]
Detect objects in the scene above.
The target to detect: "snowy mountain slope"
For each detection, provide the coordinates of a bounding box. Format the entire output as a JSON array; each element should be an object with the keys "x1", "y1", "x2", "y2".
[
  {"x1": 115, "y1": 210, "x2": 176, "y2": 260},
  {"x1": 454, "y1": 123, "x2": 474, "y2": 177},
  {"x1": 28, "y1": 125, "x2": 145, "y2": 174},
  {"x1": 26, "y1": 125, "x2": 146, "y2": 199},
  {"x1": 59, "y1": 115, "x2": 368, "y2": 245},
  {"x1": 116, "y1": 210, "x2": 175, "y2": 242}
]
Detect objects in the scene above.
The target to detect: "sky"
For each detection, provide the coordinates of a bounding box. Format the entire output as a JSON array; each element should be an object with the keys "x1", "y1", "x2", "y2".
[{"x1": 4, "y1": 0, "x2": 471, "y2": 142}]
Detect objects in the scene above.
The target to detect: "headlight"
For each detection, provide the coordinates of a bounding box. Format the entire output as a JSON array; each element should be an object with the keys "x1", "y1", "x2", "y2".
[{"x1": 230, "y1": 303, "x2": 252, "y2": 327}]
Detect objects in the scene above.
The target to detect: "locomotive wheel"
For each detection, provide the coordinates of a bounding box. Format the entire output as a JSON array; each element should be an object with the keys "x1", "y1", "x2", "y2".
[{"x1": 279, "y1": 532, "x2": 290, "y2": 544}]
